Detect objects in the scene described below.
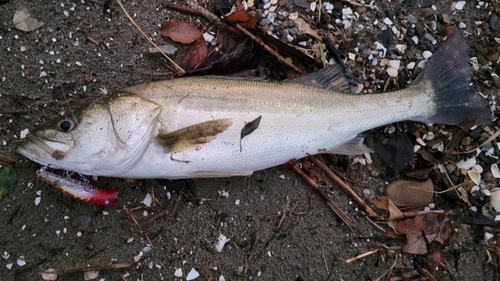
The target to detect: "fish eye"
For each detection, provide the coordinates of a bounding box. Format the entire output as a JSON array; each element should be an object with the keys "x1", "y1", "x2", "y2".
[{"x1": 57, "y1": 118, "x2": 76, "y2": 132}]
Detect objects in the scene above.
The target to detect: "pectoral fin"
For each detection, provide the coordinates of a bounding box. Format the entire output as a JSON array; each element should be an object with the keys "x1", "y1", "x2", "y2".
[
  {"x1": 157, "y1": 119, "x2": 233, "y2": 153},
  {"x1": 329, "y1": 136, "x2": 373, "y2": 155}
]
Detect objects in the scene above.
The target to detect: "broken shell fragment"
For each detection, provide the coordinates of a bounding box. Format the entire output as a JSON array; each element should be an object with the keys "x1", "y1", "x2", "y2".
[
  {"x1": 491, "y1": 163, "x2": 500, "y2": 178},
  {"x1": 490, "y1": 188, "x2": 500, "y2": 213},
  {"x1": 215, "y1": 234, "x2": 228, "y2": 252},
  {"x1": 467, "y1": 170, "x2": 481, "y2": 185},
  {"x1": 385, "y1": 178, "x2": 434, "y2": 207}
]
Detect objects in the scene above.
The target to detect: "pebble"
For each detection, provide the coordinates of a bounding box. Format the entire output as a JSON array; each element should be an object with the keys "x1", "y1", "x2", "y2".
[
  {"x1": 422, "y1": 50, "x2": 433, "y2": 59},
  {"x1": 385, "y1": 178, "x2": 434, "y2": 207},
  {"x1": 485, "y1": 52, "x2": 499, "y2": 62},
  {"x1": 421, "y1": 7, "x2": 434, "y2": 17}
]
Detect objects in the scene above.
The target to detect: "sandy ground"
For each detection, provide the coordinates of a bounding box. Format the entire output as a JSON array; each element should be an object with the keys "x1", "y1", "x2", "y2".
[{"x1": 0, "y1": 0, "x2": 499, "y2": 280}]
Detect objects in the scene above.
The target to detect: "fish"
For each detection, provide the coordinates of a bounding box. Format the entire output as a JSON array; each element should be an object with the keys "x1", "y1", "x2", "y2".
[
  {"x1": 17, "y1": 31, "x2": 490, "y2": 179},
  {"x1": 36, "y1": 169, "x2": 120, "y2": 206}
]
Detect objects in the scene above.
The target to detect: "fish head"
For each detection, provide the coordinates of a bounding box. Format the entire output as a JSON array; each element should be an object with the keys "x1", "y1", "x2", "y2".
[{"x1": 17, "y1": 95, "x2": 162, "y2": 176}]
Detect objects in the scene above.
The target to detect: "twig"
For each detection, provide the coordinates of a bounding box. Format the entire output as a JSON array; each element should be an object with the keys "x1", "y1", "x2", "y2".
[
  {"x1": 115, "y1": 0, "x2": 184, "y2": 74},
  {"x1": 308, "y1": 155, "x2": 380, "y2": 219},
  {"x1": 184, "y1": 0, "x2": 240, "y2": 37},
  {"x1": 163, "y1": 2, "x2": 203, "y2": 16},
  {"x1": 346, "y1": 249, "x2": 378, "y2": 263},
  {"x1": 235, "y1": 24, "x2": 302, "y2": 73},
  {"x1": 374, "y1": 254, "x2": 398, "y2": 281},
  {"x1": 322, "y1": 248, "x2": 329, "y2": 275},
  {"x1": 460, "y1": 129, "x2": 500, "y2": 154},
  {"x1": 40, "y1": 256, "x2": 146, "y2": 277},
  {"x1": 291, "y1": 164, "x2": 355, "y2": 229}
]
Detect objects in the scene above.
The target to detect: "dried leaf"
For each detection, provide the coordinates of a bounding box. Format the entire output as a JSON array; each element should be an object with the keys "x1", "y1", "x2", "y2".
[
  {"x1": 292, "y1": 18, "x2": 321, "y2": 41},
  {"x1": 370, "y1": 196, "x2": 403, "y2": 221},
  {"x1": 160, "y1": 20, "x2": 203, "y2": 44},
  {"x1": 225, "y1": 0, "x2": 256, "y2": 28},
  {"x1": 180, "y1": 38, "x2": 209, "y2": 69},
  {"x1": 426, "y1": 250, "x2": 441, "y2": 275},
  {"x1": 395, "y1": 215, "x2": 427, "y2": 255},
  {"x1": 13, "y1": 7, "x2": 44, "y2": 32},
  {"x1": 404, "y1": 232, "x2": 427, "y2": 255},
  {"x1": 424, "y1": 213, "x2": 451, "y2": 244}
]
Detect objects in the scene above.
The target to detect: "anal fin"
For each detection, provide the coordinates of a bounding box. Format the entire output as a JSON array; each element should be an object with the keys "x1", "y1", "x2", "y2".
[
  {"x1": 157, "y1": 119, "x2": 233, "y2": 153},
  {"x1": 329, "y1": 136, "x2": 373, "y2": 155}
]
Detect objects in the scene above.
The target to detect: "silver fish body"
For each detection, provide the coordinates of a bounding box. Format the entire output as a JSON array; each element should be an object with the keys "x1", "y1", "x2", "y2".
[{"x1": 17, "y1": 32, "x2": 489, "y2": 179}]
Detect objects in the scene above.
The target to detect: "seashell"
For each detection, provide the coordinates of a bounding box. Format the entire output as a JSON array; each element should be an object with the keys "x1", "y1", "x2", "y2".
[
  {"x1": 467, "y1": 170, "x2": 481, "y2": 185},
  {"x1": 456, "y1": 157, "x2": 476, "y2": 170},
  {"x1": 490, "y1": 188, "x2": 500, "y2": 212},
  {"x1": 491, "y1": 163, "x2": 500, "y2": 178}
]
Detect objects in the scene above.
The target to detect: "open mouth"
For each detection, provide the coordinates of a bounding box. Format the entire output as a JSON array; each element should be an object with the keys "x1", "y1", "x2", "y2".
[{"x1": 17, "y1": 133, "x2": 73, "y2": 163}]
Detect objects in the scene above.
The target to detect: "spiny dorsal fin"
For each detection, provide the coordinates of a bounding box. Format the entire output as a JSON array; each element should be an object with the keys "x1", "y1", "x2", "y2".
[
  {"x1": 157, "y1": 119, "x2": 233, "y2": 153},
  {"x1": 329, "y1": 136, "x2": 373, "y2": 155},
  {"x1": 292, "y1": 64, "x2": 356, "y2": 91}
]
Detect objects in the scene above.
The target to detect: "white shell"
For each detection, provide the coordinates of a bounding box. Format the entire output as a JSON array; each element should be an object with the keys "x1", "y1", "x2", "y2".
[
  {"x1": 142, "y1": 193, "x2": 152, "y2": 207},
  {"x1": 186, "y1": 268, "x2": 200, "y2": 281},
  {"x1": 84, "y1": 271, "x2": 99, "y2": 280},
  {"x1": 490, "y1": 188, "x2": 500, "y2": 212},
  {"x1": 215, "y1": 234, "x2": 228, "y2": 252},
  {"x1": 467, "y1": 170, "x2": 481, "y2": 185},
  {"x1": 473, "y1": 164, "x2": 483, "y2": 174},
  {"x1": 456, "y1": 157, "x2": 476, "y2": 170},
  {"x1": 174, "y1": 268, "x2": 183, "y2": 277},
  {"x1": 455, "y1": 1, "x2": 466, "y2": 10},
  {"x1": 491, "y1": 163, "x2": 500, "y2": 178}
]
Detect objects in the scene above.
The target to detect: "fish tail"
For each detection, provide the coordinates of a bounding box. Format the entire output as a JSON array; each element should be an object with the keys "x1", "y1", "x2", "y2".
[{"x1": 411, "y1": 30, "x2": 490, "y2": 125}]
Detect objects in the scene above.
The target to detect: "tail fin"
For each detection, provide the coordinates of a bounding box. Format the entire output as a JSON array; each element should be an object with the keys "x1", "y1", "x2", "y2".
[{"x1": 411, "y1": 30, "x2": 490, "y2": 125}]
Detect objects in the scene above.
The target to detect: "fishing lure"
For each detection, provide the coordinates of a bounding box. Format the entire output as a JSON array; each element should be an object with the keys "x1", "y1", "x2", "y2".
[{"x1": 36, "y1": 169, "x2": 120, "y2": 206}]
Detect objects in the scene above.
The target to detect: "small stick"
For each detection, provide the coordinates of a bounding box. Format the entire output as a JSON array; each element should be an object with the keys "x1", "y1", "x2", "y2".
[
  {"x1": 235, "y1": 24, "x2": 302, "y2": 73},
  {"x1": 308, "y1": 155, "x2": 380, "y2": 219},
  {"x1": 40, "y1": 256, "x2": 146, "y2": 277},
  {"x1": 346, "y1": 249, "x2": 378, "y2": 263},
  {"x1": 184, "y1": 0, "x2": 240, "y2": 37},
  {"x1": 163, "y1": 2, "x2": 203, "y2": 16},
  {"x1": 292, "y1": 164, "x2": 355, "y2": 229},
  {"x1": 116, "y1": 0, "x2": 184, "y2": 74}
]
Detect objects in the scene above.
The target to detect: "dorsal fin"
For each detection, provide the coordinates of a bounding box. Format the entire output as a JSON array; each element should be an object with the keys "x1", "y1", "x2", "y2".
[{"x1": 292, "y1": 64, "x2": 356, "y2": 91}]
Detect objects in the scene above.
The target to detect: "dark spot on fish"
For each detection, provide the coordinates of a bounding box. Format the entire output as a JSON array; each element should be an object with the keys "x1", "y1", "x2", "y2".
[
  {"x1": 318, "y1": 148, "x2": 328, "y2": 153},
  {"x1": 240, "y1": 115, "x2": 262, "y2": 152},
  {"x1": 52, "y1": 150, "x2": 66, "y2": 160}
]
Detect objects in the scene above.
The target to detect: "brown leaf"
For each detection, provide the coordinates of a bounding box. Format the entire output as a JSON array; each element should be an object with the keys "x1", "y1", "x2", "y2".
[
  {"x1": 404, "y1": 232, "x2": 427, "y2": 255},
  {"x1": 426, "y1": 250, "x2": 441, "y2": 275},
  {"x1": 160, "y1": 20, "x2": 203, "y2": 44},
  {"x1": 370, "y1": 196, "x2": 404, "y2": 221},
  {"x1": 395, "y1": 215, "x2": 426, "y2": 234},
  {"x1": 395, "y1": 215, "x2": 428, "y2": 255},
  {"x1": 225, "y1": 0, "x2": 256, "y2": 28},
  {"x1": 424, "y1": 213, "x2": 451, "y2": 244},
  {"x1": 180, "y1": 38, "x2": 209, "y2": 69}
]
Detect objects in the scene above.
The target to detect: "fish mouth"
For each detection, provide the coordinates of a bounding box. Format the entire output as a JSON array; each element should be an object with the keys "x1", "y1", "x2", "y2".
[{"x1": 17, "y1": 133, "x2": 73, "y2": 164}]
